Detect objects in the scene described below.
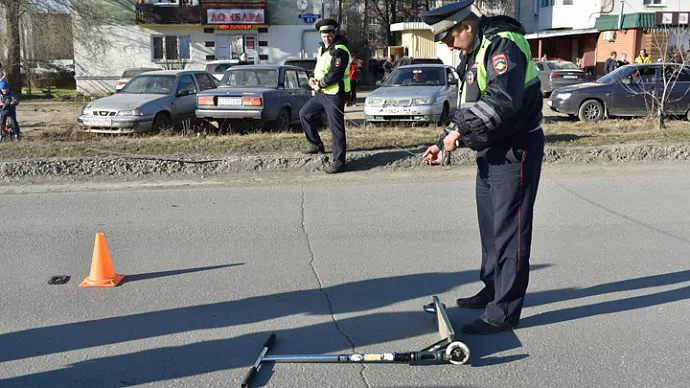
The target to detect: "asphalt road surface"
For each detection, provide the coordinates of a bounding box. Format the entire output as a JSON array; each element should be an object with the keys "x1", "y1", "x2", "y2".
[{"x1": 1, "y1": 165, "x2": 689, "y2": 388}]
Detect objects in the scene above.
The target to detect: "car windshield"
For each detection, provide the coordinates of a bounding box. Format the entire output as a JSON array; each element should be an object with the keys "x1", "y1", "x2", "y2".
[
  {"x1": 122, "y1": 69, "x2": 157, "y2": 78},
  {"x1": 120, "y1": 75, "x2": 176, "y2": 94},
  {"x1": 285, "y1": 61, "x2": 316, "y2": 72},
  {"x1": 206, "y1": 63, "x2": 233, "y2": 73},
  {"x1": 549, "y1": 61, "x2": 578, "y2": 70},
  {"x1": 385, "y1": 67, "x2": 445, "y2": 86},
  {"x1": 221, "y1": 69, "x2": 279, "y2": 88},
  {"x1": 597, "y1": 66, "x2": 647, "y2": 84}
]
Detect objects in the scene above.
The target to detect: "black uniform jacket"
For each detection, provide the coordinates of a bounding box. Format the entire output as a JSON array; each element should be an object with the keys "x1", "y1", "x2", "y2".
[
  {"x1": 317, "y1": 35, "x2": 350, "y2": 92},
  {"x1": 442, "y1": 16, "x2": 543, "y2": 152}
]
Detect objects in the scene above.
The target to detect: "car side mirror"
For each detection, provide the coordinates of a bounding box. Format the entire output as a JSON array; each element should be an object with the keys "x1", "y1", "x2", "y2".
[
  {"x1": 449, "y1": 78, "x2": 458, "y2": 85},
  {"x1": 177, "y1": 89, "x2": 190, "y2": 97}
]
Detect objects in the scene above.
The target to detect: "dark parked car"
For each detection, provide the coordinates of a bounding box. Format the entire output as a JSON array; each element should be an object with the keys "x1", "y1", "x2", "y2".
[
  {"x1": 195, "y1": 65, "x2": 313, "y2": 131},
  {"x1": 548, "y1": 63, "x2": 690, "y2": 122},
  {"x1": 283, "y1": 59, "x2": 317, "y2": 77},
  {"x1": 536, "y1": 60, "x2": 591, "y2": 97}
]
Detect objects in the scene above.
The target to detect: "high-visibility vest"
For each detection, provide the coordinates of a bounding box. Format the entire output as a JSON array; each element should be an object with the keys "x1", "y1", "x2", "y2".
[
  {"x1": 460, "y1": 31, "x2": 539, "y2": 107},
  {"x1": 314, "y1": 44, "x2": 351, "y2": 94}
]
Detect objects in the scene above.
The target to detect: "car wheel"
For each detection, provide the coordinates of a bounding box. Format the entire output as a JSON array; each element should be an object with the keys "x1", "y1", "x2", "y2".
[
  {"x1": 578, "y1": 100, "x2": 604, "y2": 122},
  {"x1": 686, "y1": 108, "x2": 690, "y2": 121},
  {"x1": 272, "y1": 108, "x2": 291, "y2": 132},
  {"x1": 438, "y1": 103, "x2": 450, "y2": 126},
  {"x1": 152, "y1": 112, "x2": 172, "y2": 132}
]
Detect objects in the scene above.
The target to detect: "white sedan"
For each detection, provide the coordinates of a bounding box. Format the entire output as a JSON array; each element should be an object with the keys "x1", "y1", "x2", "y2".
[{"x1": 364, "y1": 64, "x2": 460, "y2": 125}]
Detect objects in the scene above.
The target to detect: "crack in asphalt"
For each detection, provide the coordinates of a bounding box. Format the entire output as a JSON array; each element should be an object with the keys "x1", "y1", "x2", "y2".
[{"x1": 300, "y1": 189, "x2": 371, "y2": 388}]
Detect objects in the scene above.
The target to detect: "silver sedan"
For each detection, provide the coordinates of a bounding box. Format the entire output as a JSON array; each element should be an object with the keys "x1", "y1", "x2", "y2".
[
  {"x1": 364, "y1": 64, "x2": 460, "y2": 125},
  {"x1": 78, "y1": 70, "x2": 218, "y2": 134}
]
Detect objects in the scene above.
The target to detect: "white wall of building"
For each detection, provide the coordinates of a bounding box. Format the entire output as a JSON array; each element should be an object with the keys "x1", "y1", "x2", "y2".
[
  {"x1": 75, "y1": 23, "x2": 317, "y2": 95},
  {"x1": 608, "y1": 0, "x2": 687, "y2": 13},
  {"x1": 74, "y1": 24, "x2": 212, "y2": 95},
  {"x1": 266, "y1": 25, "x2": 321, "y2": 64},
  {"x1": 517, "y1": 0, "x2": 688, "y2": 34}
]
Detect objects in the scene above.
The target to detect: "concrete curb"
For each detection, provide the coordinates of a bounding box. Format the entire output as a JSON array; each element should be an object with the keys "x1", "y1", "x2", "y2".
[{"x1": 2, "y1": 143, "x2": 690, "y2": 180}]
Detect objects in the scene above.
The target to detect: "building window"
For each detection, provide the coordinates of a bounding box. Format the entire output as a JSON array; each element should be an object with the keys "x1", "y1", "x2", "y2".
[
  {"x1": 152, "y1": 35, "x2": 191, "y2": 61},
  {"x1": 562, "y1": 0, "x2": 573, "y2": 4},
  {"x1": 643, "y1": 0, "x2": 663, "y2": 5},
  {"x1": 540, "y1": 0, "x2": 553, "y2": 8}
]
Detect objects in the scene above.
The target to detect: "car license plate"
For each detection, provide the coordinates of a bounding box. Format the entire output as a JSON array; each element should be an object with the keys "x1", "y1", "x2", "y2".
[
  {"x1": 564, "y1": 75, "x2": 578, "y2": 79},
  {"x1": 379, "y1": 107, "x2": 409, "y2": 115},
  {"x1": 84, "y1": 117, "x2": 112, "y2": 126},
  {"x1": 218, "y1": 97, "x2": 242, "y2": 106}
]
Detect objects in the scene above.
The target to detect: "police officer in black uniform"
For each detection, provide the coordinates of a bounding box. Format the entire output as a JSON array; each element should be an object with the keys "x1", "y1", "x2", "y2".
[
  {"x1": 299, "y1": 18, "x2": 351, "y2": 174},
  {"x1": 421, "y1": 0, "x2": 544, "y2": 335}
]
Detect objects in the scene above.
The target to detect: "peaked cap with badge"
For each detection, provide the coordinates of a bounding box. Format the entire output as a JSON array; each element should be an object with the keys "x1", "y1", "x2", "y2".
[
  {"x1": 315, "y1": 18, "x2": 339, "y2": 33},
  {"x1": 420, "y1": 0, "x2": 475, "y2": 42}
]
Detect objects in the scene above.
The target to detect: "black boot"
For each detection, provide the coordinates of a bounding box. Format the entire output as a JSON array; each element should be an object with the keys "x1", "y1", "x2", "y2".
[
  {"x1": 302, "y1": 145, "x2": 325, "y2": 154},
  {"x1": 461, "y1": 316, "x2": 516, "y2": 335},
  {"x1": 456, "y1": 289, "x2": 491, "y2": 309},
  {"x1": 325, "y1": 164, "x2": 345, "y2": 174}
]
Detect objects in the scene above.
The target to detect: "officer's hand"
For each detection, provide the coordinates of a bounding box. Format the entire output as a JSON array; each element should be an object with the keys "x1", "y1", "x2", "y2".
[
  {"x1": 423, "y1": 145, "x2": 443, "y2": 166},
  {"x1": 443, "y1": 130, "x2": 462, "y2": 152}
]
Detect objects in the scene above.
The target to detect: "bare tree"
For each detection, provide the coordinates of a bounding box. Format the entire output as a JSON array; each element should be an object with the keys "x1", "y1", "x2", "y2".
[
  {"x1": 475, "y1": 0, "x2": 514, "y2": 16},
  {"x1": 620, "y1": 26, "x2": 690, "y2": 129},
  {"x1": 1, "y1": 0, "x2": 113, "y2": 90}
]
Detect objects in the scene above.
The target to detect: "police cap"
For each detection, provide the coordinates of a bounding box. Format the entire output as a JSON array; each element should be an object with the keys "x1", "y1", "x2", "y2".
[
  {"x1": 420, "y1": 0, "x2": 475, "y2": 42},
  {"x1": 315, "y1": 18, "x2": 339, "y2": 33}
]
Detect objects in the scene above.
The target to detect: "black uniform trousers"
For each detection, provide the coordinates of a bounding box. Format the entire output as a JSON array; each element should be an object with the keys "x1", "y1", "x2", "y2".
[
  {"x1": 475, "y1": 127, "x2": 544, "y2": 326},
  {"x1": 299, "y1": 91, "x2": 347, "y2": 167}
]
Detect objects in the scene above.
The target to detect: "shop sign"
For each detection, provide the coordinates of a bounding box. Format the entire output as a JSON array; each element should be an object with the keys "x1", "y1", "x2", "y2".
[
  {"x1": 655, "y1": 11, "x2": 690, "y2": 26},
  {"x1": 208, "y1": 9, "x2": 265, "y2": 24},
  {"x1": 218, "y1": 24, "x2": 253, "y2": 30}
]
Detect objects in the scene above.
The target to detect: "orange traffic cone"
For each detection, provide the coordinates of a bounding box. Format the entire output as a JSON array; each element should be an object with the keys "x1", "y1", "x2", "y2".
[{"x1": 80, "y1": 233, "x2": 125, "y2": 288}]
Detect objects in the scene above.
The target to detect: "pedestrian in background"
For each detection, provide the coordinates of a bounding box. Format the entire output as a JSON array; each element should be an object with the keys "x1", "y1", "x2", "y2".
[
  {"x1": 604, "y1": 51, "x2": 618, "y2": 74},
  {"x1": 617, "y1": 53, "x2": 630, "y2": 67},
  {"x1": 347, "y1": 56, "x2": 359, "y2": 106}
]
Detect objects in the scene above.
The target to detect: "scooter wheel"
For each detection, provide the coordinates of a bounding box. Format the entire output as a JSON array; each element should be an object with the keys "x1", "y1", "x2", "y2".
[{"x1": 446, "y1": 341, "x2": 470, "y2": 365}]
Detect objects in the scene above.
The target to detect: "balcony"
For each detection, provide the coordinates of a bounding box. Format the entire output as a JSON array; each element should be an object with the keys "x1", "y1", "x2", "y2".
[
  {"x1": 136, "y1": 3, "x2": 202, "y2": 24},
  {"x1": 538, "y1": 3, "x2": 599, "y2": 31}
]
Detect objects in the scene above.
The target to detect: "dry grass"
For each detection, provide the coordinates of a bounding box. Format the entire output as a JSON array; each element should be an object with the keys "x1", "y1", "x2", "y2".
[
  {"x1": 1, "y1": 117, "x2": 689, "y2": 160},
  {"x1": 541, "y1": 117, "x2": 690, "y2": 146}
]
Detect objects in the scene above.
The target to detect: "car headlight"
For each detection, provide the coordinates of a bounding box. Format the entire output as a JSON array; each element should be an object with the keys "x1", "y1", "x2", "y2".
[
  {"x1": 412, "y1": 97, "x2": 437, "y2": 105},
  {"x1": 366, "y1": 98, "x2": 383, "y2": 107},
  {"x1": 81, "y1": 105, "x2": 92, "y2": 116},
  {"x1": 116, "y1": 108, "x2": 144, "y2": 116},
  {"x1": 555, "y1": 93, "x2": 572, "y2": 100}
]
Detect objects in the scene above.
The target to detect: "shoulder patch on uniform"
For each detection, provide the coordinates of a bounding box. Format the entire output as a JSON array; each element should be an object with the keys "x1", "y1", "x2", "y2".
[
  {"x1": 466, "y1": 71, "x2": 474, "y2": 85},
  {"x1": 335, "y1": 57, "x2": 342, "y2": 67},
  {"x1": 491, "y1": 54, "x2": 508, "y2": 75}
]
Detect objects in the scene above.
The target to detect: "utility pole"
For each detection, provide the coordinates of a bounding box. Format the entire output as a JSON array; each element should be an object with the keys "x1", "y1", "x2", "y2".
[
  {"x1": 338, "y1": 0, "x2": 343, "y2": 26},
  {"x1": 362, "y1": 0, "x2": 370, "y2": 86}
]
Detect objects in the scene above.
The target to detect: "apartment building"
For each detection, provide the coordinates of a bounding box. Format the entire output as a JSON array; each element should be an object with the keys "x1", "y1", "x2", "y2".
[
  {"x1": 515, "y1": 0, "x2": 690, "y2": 75},
  {"x1": 73, "y1": 0, "x2": 335, "y2": 95}
]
